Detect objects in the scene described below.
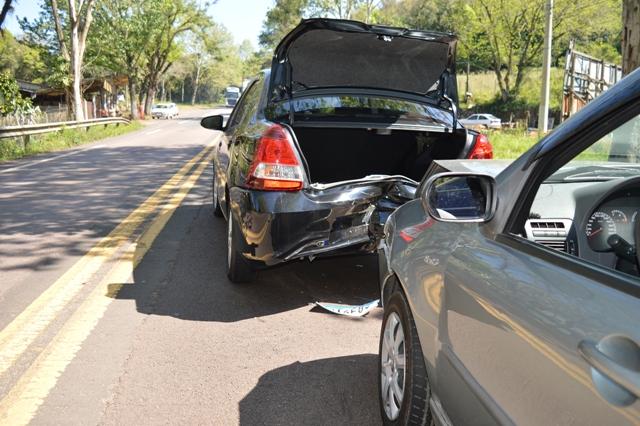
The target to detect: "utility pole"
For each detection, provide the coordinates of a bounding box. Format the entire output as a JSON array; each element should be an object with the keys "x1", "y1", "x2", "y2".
[{"x1": 538, "y1": 0, "x2": 553, "y2": 133}]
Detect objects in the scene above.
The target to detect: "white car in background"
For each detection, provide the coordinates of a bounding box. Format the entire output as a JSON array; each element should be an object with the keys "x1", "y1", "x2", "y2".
[
  {"x1": 151, "y1": 103, "x2": 179, "y2": 119},
  {"x1": 459, "y1": 113, "x2": 501, "y2": 129}
]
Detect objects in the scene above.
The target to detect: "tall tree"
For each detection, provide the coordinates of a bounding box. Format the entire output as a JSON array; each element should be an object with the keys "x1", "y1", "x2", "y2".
[
  {"x1": 259, "y1": 0, "x2": 308, "y2": 52},
  {"x1": 48, "y1": 0, "x2": 96, "y2": 120},
  {"x1": 622, "y1": 0, "x2": 640, "y2": 74},
  {"x1": 90, "y1": 0, "x2": 156, "y2": 118},
  {"x1": 140, "y1": 0, "x2": 208, "y2": 114},
  {"x1": 454, "y1": 0, "x2": 621, "y2": 101},
  {"x1": 0, "y1": 0, "x2": 13, "y2": 30}
]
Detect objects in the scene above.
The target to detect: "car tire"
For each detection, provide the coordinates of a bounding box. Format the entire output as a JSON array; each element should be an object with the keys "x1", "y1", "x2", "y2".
[
  {"x1": 212, "y1": 167, "x2": 223, "y2": 217},
  {"x1": 379, "y1": 288, "x2": 431, "y2": 426},
  {"x1": 226, "y1": 212, "x2": 256, "y2": 283}
]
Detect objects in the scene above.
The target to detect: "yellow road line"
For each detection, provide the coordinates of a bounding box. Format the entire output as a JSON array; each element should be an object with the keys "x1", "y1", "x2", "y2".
[
  {"x1": 0, "y1": 147, "x2": 214, "y2": 425},
  {"x1": 0, "y1": 144, "x2": 214, "y2": 379}
]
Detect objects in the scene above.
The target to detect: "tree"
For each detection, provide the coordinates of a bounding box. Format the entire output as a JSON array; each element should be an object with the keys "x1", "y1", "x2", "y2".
[
  {"x1": 309, "y1": 0, "x2": 359, "y2": 19},
  {"x1": 0, "y1": 72, "x2": 37, "y2": 125},
  {"x1": 453, "y1": 0, "x2": 621, "y2": 101},
  {"x1": 0, "y1": 0, "x2": 13, "y2": 30},
  {"x1": 259, "y1": 0, "x2": 308, "y2": 52},
  {"x1": 90, "y1": 0, "x2": 158, "y2": 118},
  {"x1": 622, "y1": 0, "x2": 640, "y2": 74},
  {"x1": 139, "y1": 0, "x2": 208, "y2": 114},
  {"x1": 48, "y1": 0, "x2": 96, "y2": 120}
]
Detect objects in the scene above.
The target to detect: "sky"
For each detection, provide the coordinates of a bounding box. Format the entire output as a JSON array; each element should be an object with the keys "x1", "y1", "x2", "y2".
[{"x1": 4, "y1": 0, "x2": 273, "y2": 49}]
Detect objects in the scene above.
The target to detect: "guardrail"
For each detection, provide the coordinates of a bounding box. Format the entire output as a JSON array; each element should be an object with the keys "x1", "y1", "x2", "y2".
[{"x1": 0, "y1": 117, "x2": 131, "y2": 146}]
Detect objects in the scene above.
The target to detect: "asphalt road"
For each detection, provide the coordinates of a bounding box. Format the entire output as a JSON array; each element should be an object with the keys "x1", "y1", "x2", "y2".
[{"x1": 0, "y1": 107, "x2": 382, "y2": 425}]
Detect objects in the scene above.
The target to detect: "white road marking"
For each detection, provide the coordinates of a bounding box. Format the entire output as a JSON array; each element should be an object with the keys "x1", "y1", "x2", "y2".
[
  {"x1": 178, "y1": 120, "x2": 190, "y2": 125},
  {"x1": 0, "y1": 145, "x2": 106, "y2": 175},
  {"x1": 145, "y1": 129, "x2": 162, "y2": 135}
]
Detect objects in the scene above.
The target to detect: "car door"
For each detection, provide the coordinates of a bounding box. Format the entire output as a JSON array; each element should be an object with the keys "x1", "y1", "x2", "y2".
[
  {"x1": 436, "y1": 112, "x2": 640, "y2": 425},
  {"x1": 215, "y1": 79, "x2": 260, "y2": 214}
]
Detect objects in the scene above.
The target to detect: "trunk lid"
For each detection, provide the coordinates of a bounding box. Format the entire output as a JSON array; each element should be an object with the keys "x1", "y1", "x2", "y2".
[{"x1": 269, "y1": 18, "x2": 458, "y2": 104}]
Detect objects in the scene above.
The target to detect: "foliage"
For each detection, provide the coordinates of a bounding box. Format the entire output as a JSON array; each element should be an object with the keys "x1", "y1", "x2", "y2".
[
  {"x1": 259, "y1": 0, "x2": 309, "y2": 52},
  {"x1": 0, "y1": 72, "x2": 34, "y2": 116}
]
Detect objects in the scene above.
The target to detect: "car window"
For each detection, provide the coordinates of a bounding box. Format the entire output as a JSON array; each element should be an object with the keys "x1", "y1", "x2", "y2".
[
  {"x1": 266, "y1": 95, "x2": 454, "y2": 128},
  {"x1": 226, "y1": 79, "x2": 261, "y2": 129},
  {"x1": 522, "y1": 112, "x2": 640, "y2": 279},
  {"x1": 467, "y1": 115, "x2": 477, "y2": 120}
]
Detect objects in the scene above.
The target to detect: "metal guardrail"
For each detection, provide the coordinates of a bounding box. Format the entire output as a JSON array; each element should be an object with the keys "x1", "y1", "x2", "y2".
[{"x1": 0, "y1": 117, "x2": 131, "y2": 140}]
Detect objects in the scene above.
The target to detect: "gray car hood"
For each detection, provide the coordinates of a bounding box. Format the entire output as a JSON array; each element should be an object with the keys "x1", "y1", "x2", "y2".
[
  {"x1": 435, "y1": 159, "x2": 514, "y2": 177},
  {"x1": 269, "y1": 18, "x2": 458, "y2": 102}
]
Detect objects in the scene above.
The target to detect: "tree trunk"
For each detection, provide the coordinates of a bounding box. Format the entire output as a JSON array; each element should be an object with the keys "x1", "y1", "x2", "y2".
[
  {"x1": 181, "y1": 80, "x2": 185, "y2": 103},
  {"x1": 622, "y1": 0, "x2": 640, "y2": 75},
  {"x1": 144, "y1": 84, "x2": 156, "y2": 116},
  {"x1": 191, "y1": 63, "x2": 201, "y2": 105},
  {"x1": 68, "y1": 10, "x2": 84, "y2": 121},
  {"x1": 128, "y1": 78, "x2": 139, "y2": 119}
]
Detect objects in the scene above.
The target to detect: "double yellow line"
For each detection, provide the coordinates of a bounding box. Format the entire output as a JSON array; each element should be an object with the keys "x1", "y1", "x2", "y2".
[{"x1": 0, "y1": 140, "x2": 216, "y2": 425}]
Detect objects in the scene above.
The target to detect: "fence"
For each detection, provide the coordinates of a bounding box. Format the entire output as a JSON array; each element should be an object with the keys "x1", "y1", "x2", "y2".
[{"x1": 0, "y1": 117, "x2": 131, "y2": 148}]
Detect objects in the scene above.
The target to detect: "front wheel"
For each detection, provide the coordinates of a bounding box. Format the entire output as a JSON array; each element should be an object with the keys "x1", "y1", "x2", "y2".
[
  {"x1": 379, "y1": 289, "x2": 431, "y2": 426},
  {"x1": 226, "y1": 213, "x2": 256, "y2": 283}
]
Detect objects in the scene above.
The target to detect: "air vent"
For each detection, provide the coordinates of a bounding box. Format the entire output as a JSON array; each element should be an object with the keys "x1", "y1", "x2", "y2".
[
  {"x1": 536, "y1": 240, "x2": 567, "y2": 252},
  {"x1": 525, "y1": 219, "x2": 572, "y2": 253}
]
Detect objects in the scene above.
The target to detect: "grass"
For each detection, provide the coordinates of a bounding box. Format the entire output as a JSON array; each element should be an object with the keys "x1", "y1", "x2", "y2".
[
  {"x1": 458, "y1": 67, "x2": 564, "y2": 116},
  {"x1": 0, "y1": 121, "x2": 144, "y2": 162},
  {"x1": 486, "y1": 129, "x2": 542, "y2": 159}
]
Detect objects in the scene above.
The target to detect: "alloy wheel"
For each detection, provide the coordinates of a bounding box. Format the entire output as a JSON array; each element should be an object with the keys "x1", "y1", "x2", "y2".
[{"x1": 381, "y1": 311, "x2": 406, "y2": 420}]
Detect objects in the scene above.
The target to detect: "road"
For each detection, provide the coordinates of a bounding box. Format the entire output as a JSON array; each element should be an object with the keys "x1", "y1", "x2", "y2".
[{"x1": 0, "y1": 107, "x2": 382, "y2": 425}]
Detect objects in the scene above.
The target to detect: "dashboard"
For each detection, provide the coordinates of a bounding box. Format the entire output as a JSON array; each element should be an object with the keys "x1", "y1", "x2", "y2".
[
  {"x1": 585, "y1": 191, "x2": 639, "y2": 252},
  {"x1": 527, "y1": 176, "x2": 639, "y2": 276}
]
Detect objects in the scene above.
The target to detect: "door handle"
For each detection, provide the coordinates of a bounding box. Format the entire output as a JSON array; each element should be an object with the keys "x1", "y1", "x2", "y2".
[{"x1": 578, "y1": 339, "x2": 640, "y2": 398}]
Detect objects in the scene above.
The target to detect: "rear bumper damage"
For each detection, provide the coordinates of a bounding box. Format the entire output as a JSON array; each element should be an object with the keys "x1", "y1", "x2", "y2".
[{"x1": 228, "y1": 176, "x2": 416, "y2": 267}]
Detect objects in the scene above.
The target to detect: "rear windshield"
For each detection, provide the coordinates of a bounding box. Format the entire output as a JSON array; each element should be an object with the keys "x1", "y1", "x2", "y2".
[{"x1": 266, "y1": 95, "x2": 454, "y2": 128}]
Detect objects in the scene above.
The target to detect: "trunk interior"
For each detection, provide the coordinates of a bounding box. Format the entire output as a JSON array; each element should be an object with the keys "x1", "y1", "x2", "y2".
[{"x1": 292, "y1": 126, "x2": 467, "y2": 183}]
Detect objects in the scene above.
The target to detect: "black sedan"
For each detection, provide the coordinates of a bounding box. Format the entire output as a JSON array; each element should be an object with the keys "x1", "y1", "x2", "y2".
[{"x1": 201, "y1": 18, "x2": 494, "y2": 282}]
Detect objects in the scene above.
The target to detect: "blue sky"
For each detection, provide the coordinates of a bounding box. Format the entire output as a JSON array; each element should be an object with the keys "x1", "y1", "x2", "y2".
[{"x1": 5, "y1": 0, "x2": 273, "y2": 49}]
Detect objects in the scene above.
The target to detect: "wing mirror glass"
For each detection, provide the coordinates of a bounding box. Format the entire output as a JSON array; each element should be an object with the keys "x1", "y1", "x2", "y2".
[
  {"x1": 422, "y1": 173, "x2": 496, "y2": 223},
  {"x1": 200, "y1": 115, "x2": 224, "y2": 131}
]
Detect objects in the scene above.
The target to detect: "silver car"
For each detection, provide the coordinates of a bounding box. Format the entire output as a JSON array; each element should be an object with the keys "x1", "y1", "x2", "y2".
[
  {"x1": 459, "y1": 113, "x2": 502, "y2": 129},
  {"x1": 378, "y1": 68, "x2": 640, "y2": 425}
]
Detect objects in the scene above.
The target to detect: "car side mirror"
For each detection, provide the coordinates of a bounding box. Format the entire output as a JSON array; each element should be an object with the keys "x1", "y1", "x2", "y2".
[
  {"x1": 201, "y1": 115, "x2": 224, "y2": 131},
  {"x1": 422, "y1": 172, "x2": 496, "y2": 223}
]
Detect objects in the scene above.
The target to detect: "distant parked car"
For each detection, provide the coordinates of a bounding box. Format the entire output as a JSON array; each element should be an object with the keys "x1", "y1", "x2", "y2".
[
  {"x1": 459, "y1": 113, "x2": 501, "y2": 129},
  {"x1": 377, "y1": 68, "x2": 640, "y2": 425},
  {"x1": 151, "y1": 103, "x2": 178, "y2": 119},
  {"x1": 200, "y1": 18, "x2": 493, "y2": 283}
]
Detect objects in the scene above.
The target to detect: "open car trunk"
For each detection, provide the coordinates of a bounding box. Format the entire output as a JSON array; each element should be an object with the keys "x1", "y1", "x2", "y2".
[
  {"x1": 271, "y1": 125, "x2": 467, "y2": 261},
  {"x1": 293, "y1": 126, "x2": 467, "y2": 183}
]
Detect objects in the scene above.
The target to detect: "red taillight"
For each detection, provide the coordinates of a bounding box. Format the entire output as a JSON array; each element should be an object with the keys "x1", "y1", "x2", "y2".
[
  {"x1": 468, "y1": 134, "x2": 493, "y2": 159},
  {"x1": 245, "y1": 124, "x2": 304, "y2": 191}
]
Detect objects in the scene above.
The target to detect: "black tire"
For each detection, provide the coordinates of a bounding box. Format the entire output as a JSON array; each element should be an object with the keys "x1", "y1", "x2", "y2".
[
  {"x1": 379, "y1": 288, "x2": 431, "y2": 426},
  {"x1": 226, "y1": 212, "x2": 256, "y2": 283},
  {"x1": 212, "y1": 167, "x2": 223, "y2": 217}
]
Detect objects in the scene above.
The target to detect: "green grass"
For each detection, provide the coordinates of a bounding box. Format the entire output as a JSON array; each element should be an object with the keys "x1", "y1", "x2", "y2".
[
  {"x1": 0, "y1": 121, "x2": 144, "y2": 162},
  {"x1": 486, "y1": 129, "x2": 542, "y2": 159},
  {"x1": 458, "y1": 67, "x2": 564, "y2": 113}
]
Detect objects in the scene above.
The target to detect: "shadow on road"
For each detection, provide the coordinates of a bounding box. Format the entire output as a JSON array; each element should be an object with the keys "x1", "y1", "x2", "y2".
[
  {"x1": 0, "y1": 143, "x2": 205, "y2": 273},
  {"x1": 238, "y1": 354, "x2": 381, "y2": 425}
]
